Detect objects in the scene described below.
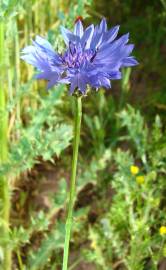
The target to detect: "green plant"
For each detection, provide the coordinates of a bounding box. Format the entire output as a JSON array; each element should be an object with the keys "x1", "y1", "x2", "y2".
[{"x1": 82, "y1": 106, "x2": 166, "y2": 270}]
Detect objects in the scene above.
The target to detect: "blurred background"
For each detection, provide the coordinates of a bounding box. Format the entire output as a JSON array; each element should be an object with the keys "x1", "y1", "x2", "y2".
[{"x1": 0, "y1": 0, "x2": 166, "y2": 269}]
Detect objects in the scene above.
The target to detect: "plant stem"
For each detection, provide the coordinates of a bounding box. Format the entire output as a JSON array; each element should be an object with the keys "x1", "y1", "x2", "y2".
[
  {"x1": 0, "y1": 22, "x2": 11, "y2": 270},
  {"x1": 62, "y1": 96, "x2": 82, "y2": 270},
  {"x1": 16, "y1": 249, "x2": 24, "y2": 270},
  {"x1": 15, "y1": 20, "x2": 21, "y2": 126}
]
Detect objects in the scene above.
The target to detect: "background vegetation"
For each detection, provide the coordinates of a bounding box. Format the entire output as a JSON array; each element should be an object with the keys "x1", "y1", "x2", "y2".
[{"x1": 0, "y1": 0, "x2": 166, "y2": 269}]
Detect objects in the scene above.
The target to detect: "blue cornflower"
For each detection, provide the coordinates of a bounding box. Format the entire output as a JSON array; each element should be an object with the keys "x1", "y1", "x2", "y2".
[{"x1": 21, "y1": 18, "x2": 138, "y2": 95}]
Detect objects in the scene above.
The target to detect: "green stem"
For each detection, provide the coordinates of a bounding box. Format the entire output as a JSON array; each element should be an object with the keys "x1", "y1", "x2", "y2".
[
  {"x1": 0, "y1": 22, "x2": 11, "y2": 270},
  {"x1": 16, "y1": 249, "x2": 24, "y2": 270},
  {"x1": 62, "y1": 96, "x2": 82, "y2": 270},
  {"x1": 15, "y1": 20, "x2": 21, "y2": 133}
]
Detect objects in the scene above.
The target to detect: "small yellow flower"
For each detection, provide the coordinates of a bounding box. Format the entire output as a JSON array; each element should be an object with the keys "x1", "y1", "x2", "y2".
[
  {"x1": 136, "y1": 176, "x2": 145, "y2": 184},
  {"x1": 91, "y1": 240, "x2": 97, "y2": 249},
  {"x1": 130, "y1": 165, "x2": 139, "y2": 175},
  {"x1": 159, "y1": 226, "x2": 166, "y2": 235}
]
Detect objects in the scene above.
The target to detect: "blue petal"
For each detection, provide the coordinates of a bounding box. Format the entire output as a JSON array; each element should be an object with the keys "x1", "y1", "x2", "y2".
[
  {"x1": 122, "y1": 56, "x2": 139, "y2": 67},
  {"x1": 21, "y1": 45, "x2": 36, "y2": 54},
  {"x1": 33, "y1": 35, "x2": 55, "y2": 52},
  {"x1": 35, "y1": 71, "x2": 58, "y2": 80},
  {"x1": 99, "y1": 77, "x2": 111, "y2": 88},
  {"x1": 93, "y1": 35, "x2": 132, "y2": 67},
  {"x1": 89, "y1": 74, "x2": 111, "y2": 89},
  {"x1": 74, "y1": 20, "x2": 84, "y2": 38},
  {"x1": 81, "y1": 24, "x2": 94, "y2": 49},
  {"x1": 99, "y1": 33, "x2": 129, "y2": 53},
  {"x1": 65, "y1": 33, "x2": 80, "y2": 43},
  {"x1": 69, "y1": 76, "x2": 78, "y2": 94},
  {"x1": 32, "y1": 36, "x2": 61, "y2": 63},
  {"x1": 99, "y1": 18, "x2": 107, "y2": 32},
  {"x1": 47, "y1": 74, "x2": 59, "y2": 89},
  {"x1": 109, "y1": 71, "x2": 122, "y2": 80},
  {"x1": 101, "y1": 44, "x2": 134, "y2": 62},
  {"x1": 69, "y1": 73, "x2": 88, "y2": 94},
  {"x1": 21, "y1": 52, "x2": 48, "y2": 70},
  {"x1": 90, "y1": 29, "x2": 103, "y2": 50},
  {"x1": 78, "y1": 74, "x2": 87, "y2": 94},
  {"x1": 60, "y1": 26, "x2": 73, "y2": 45},
  {"x1": 102, "y1": 25, "x2": 120, "y2": 45}
]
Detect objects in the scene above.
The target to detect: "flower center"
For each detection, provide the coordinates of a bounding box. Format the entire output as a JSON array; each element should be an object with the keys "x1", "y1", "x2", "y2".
[{"x1": 62, "y1": 42, "x2": 96, "y2": 70}]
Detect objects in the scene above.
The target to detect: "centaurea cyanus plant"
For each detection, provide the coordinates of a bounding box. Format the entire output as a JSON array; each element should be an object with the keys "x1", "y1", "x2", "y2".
[{"x1": 21, "y1": 17, "x2": 138, "y2": 270}]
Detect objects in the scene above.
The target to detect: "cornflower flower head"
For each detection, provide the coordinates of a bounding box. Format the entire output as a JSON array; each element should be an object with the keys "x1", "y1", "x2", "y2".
[{"x1": 21, "y1": 18, "x2": 138, "y2": 95}]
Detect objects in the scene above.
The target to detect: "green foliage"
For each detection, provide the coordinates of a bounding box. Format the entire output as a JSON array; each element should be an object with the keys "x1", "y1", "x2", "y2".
[
  {"x1": 83, "y1": 107, "x2": 166, "y2": 270},
  {"x1": 0, "y1": 0, "x2": 20, "y2": 20},
  {"x1": 0, "y1": 86, "x2": 73, "y2": 177},
  {"x1": 118, "y1": 105, "x2": 148, "y2": 160},
  {"x1": 0, "y1": 0, "x2": 166, "y2": 269},
  {"x1": 25, "y1": 149, "x2": 111, "y2": 269},
  {"x1": 28, "y1": 222, "x2": 65, "y2": 270}
]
